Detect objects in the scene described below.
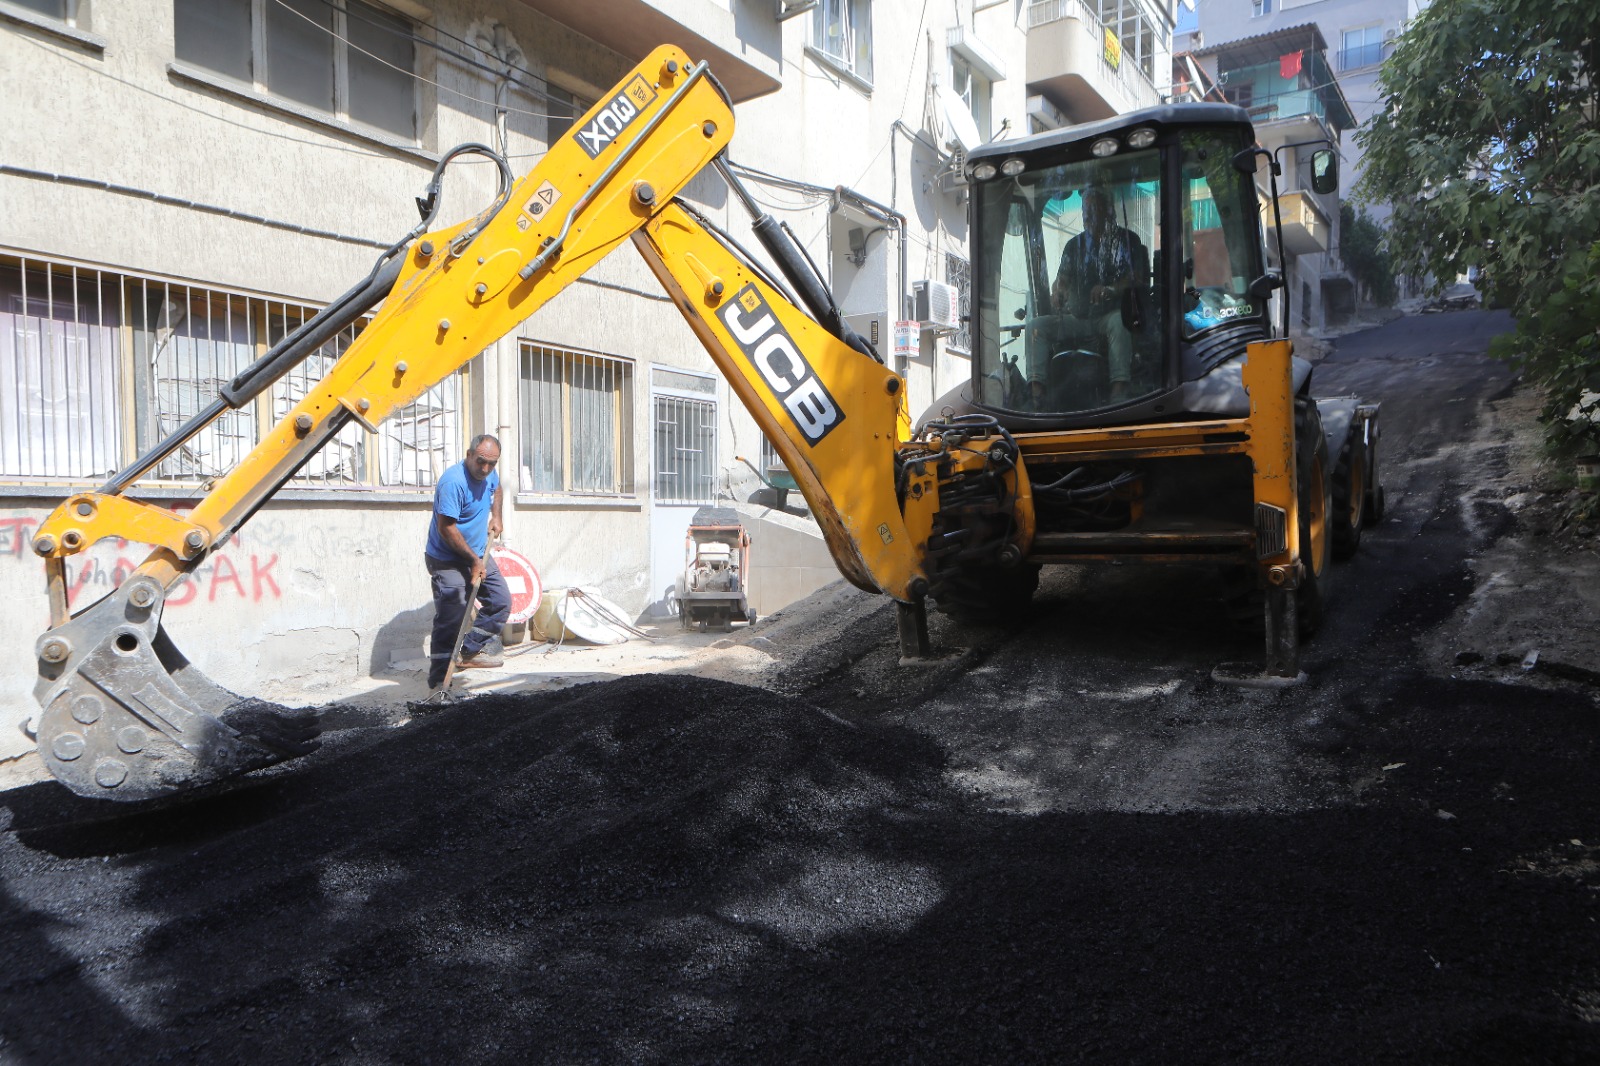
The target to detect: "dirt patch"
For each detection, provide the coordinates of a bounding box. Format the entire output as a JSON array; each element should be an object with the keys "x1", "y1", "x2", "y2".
[{"x1": 1422, "y1": 384, "x2": 1600, "y2": 693}]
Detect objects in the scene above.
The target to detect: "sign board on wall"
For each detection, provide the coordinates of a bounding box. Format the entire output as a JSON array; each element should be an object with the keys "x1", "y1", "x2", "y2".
[{"x1": 893, "y1": 320, "x2": 919, "y2": 367}]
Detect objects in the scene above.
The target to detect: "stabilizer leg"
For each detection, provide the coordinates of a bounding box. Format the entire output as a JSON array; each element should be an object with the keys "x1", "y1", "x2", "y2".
[{"x1": 895, "y1": 599, "x2": 932, "y2": 661}]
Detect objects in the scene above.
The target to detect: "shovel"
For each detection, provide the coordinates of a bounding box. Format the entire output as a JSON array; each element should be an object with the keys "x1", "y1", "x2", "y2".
[{"x1": 435, "y1": 538, "x2": 498, "y2": 692}]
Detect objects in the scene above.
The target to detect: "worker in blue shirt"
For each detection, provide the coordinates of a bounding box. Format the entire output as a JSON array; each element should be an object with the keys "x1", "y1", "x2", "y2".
[{"x1": 424, "y1": 434, "x2": 511, "y2": 688}]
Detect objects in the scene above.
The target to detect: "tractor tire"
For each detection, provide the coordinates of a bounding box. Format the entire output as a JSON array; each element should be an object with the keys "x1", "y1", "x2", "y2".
[
  {"x1": 1330, "y1": 422, "x2": 1368, "y2": 560},
  {"x1": 1294, "y1": 396, "x2": 1334, "y2": 637},
  {"x1": 1222, "y1": 397, "x2": 1332, "y2": 639},
  {"x1": 930, "y1": 563, "x2": 1041, "y2": 625}
]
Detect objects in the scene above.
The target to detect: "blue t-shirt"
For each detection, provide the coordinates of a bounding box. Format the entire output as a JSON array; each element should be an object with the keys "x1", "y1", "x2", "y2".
[{"x1": 425, "y1": 460, "x2": 499, "y2": 560}]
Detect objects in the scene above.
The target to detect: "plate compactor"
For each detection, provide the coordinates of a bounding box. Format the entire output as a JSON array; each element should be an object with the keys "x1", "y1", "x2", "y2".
[{"x1": 675, "y1": 506, "x2": 756, "y2": 632}]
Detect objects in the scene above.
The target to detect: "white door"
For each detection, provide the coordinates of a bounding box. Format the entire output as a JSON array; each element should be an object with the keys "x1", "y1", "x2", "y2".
[{"x1": 647, "y1": 367, "x2": 719, "y2": 618}]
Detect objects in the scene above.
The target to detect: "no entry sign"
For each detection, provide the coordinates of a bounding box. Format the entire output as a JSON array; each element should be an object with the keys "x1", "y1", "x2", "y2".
[{"x1": 491, "y1": 546, "x2": 543, "y2": 624}]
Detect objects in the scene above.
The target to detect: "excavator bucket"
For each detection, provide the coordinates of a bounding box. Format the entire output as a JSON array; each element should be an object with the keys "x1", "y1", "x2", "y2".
[{"x1": 33, "y1": 578, "x2": 319, "y2": 802}]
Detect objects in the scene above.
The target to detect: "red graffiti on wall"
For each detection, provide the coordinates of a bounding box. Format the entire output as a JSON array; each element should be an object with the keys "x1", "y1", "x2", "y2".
[
  {"x1": 0, "y1": 516, "x2": 39, "y2": 557},
  {"x1": 5, "y1": 513, "x2": 282, "y2": 610},
  {"x1": 60, "y1": 552, "x2": 282, "y2": 609}
]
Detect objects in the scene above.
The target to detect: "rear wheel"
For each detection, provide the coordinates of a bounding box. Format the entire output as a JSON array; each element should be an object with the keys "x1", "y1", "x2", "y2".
[
  {"x1": 1294, "y1": 397, "x2": 1333, "y2": 637},
  {"x1": 1223, "y1": 398, "x2": 1332, "y2": 639},
  {"x1": 1331, "y1": 423, "x2": 1367, "y2": 559}
]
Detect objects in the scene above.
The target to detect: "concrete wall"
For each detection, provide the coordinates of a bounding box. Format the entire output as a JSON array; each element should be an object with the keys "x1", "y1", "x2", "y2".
[{"x1": 737, "y1": 503, "x2": 844, "y2": 618}]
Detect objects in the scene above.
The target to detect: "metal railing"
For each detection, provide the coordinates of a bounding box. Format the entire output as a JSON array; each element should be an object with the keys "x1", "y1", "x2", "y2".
[{"x1": 1026, "y1": 0, "x2": 1161, "y2": 106}]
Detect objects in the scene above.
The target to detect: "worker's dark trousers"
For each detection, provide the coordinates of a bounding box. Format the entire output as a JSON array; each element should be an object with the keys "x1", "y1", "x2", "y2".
[{"x1": 425, "y1": 553, "x2": 511, "y2": 687}]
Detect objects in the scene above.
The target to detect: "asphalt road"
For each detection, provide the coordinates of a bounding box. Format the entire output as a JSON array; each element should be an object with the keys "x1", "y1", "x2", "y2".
[{"x1": 2, "y1": 309, "x2": 1597, "y2": 1065}]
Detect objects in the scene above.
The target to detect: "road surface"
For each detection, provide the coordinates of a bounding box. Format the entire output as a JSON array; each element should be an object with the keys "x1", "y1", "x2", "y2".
[{"x1": 1, "y1": 309, "x2": 1596, "y2": 1065}]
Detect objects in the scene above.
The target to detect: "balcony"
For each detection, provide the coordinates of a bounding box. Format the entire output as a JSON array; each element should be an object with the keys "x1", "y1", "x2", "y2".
[
  {"x1": 510, "y1": 0, "x2": 781, "y2": 102},
  {"x1": 1025, "y1": 0, "x2": 1161, "y2": 121},
  {"x1": 1265, "y1": 189, "x2": 1332, "y2": 255}
]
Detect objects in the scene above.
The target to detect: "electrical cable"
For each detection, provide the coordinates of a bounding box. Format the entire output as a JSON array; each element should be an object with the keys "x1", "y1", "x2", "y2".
[
  {"x1": 268, "y1": 0, "x2": 572, "y2": 124},
  {"x1": 290, "y1": 0, "x2": 583, "y2": 115}
]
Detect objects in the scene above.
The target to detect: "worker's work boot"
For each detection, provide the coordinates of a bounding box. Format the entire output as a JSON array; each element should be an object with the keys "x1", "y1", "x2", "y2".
[{"x1": 457, "y1": 639, "x2": 505, "y2": 670}]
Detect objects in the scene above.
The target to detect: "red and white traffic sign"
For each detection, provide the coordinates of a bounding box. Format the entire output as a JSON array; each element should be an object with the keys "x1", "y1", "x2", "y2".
[{"x1": 491, "y1": 546, "x2": 543, "y2": 624}]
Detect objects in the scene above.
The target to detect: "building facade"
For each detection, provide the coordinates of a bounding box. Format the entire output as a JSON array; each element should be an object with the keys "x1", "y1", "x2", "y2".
[
  {"x1": 1175, "y1": 19, "x2": 1354, "y2": 332},
  {"x1": 1184, "y1": 0, "x2": 1417, "y2": 323},
  {"x1": 0, "y1": 0, "x2": 1031, "y2": 754}
]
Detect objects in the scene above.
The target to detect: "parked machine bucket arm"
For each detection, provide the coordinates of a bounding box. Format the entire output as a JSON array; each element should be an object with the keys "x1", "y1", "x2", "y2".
[{"x1": 28, "y1": 46, "x2": 735, "y2": 801}]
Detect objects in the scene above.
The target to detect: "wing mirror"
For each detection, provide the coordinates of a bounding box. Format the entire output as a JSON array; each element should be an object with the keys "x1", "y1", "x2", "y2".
[
  {"x1": 1249, "y1": 272, "x2": 1284, "y2": 300},
  {"x1": 1310, "y1": 149, "x2": 1339, "y2": 194}
]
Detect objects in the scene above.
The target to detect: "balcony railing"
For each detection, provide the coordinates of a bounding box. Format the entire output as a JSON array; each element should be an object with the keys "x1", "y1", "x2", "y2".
[
  {"x1": 1026, "y1": 0, "x2": 1159, "y2": 101},
  {"x1": 1245, "y1": 89, "x2": 1330, "y2": 125}
]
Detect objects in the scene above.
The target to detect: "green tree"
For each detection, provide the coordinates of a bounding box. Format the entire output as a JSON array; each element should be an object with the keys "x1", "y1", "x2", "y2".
[
  {"x1": 1355, "y1": 0, "x2": 1600, "y2": 457},
  {"x1": 1338, "y1": 203, "x2": 1397, "y2": 307}
]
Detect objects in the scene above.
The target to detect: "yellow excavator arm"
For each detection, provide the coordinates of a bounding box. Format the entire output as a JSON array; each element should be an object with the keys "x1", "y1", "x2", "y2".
[{"x1": 27, "y1": 46, "x2": 950, "y2": 802}]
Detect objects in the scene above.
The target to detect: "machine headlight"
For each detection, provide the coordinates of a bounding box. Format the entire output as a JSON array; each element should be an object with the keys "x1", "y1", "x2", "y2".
[
  {"x1": 1126, "y1": 127, "x2": 1157, "y2": 149},
  {"x1": 1090, "y1": 137, "x2": 1120, "y2": 158},
  {"x1": 1000, "y1": 157, "x2": 1026, "y2": 177},
  {"x1": 971, "y1": 161, "x2": 999, "y2": 181}
]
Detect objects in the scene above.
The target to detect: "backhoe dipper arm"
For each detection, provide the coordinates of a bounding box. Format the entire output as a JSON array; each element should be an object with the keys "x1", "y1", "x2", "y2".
[
  {"x1": 29, "y1": 46, "x2": 735, "y2": 801},
  {"x1": 633, "y1": 201, "x2": 932, "y2": 603}
]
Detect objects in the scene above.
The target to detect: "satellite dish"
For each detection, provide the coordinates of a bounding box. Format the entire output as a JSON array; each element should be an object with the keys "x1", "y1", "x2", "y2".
[{"x1": 936, "y1": 86, "x2": 982, "y2": 154}]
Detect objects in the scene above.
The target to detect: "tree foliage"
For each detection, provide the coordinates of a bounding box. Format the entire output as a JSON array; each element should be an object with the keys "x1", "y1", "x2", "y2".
[
  {"x1": 1355, "y1": 0, "x2": 1600, "y2": 456},
  {"x1": 1338, "y1": 203, "x2": 1397, "y2": 307}
]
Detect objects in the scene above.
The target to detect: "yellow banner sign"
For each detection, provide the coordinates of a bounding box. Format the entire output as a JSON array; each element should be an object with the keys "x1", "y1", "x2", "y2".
[{"x1": 1103, "y1": 27, "x2": 1122, "y2": 70}]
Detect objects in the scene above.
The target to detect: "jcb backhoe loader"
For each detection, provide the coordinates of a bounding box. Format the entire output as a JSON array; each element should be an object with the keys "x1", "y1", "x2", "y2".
[{"x1": 25, "y1": 45, "x2": 1380, "y2": 801}]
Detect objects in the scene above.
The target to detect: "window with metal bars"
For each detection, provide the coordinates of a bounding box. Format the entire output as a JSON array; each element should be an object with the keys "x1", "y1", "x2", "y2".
[
  {"x1": 519, "y1": 342, "x2": 635, "y2": 495},
  {"x1": 653, "y1": 392, "x2": 718, "y2": 505},
  {"x1": 945, "y1": 252, "x2": 972, "y2": 354},
  {"x1": 173, "y1": 0, "x2": 418, "y2": 141},
  {"x1": 0, "y1": 251, "x2": 462, "y2": 488}
]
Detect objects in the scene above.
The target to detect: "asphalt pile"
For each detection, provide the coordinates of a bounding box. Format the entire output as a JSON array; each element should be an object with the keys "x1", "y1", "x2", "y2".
[{"x1": 0, "y1": 661, "x2": 1595, "y2": 1064}]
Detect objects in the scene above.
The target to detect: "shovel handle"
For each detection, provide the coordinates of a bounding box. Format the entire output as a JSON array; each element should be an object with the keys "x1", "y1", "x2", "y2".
[{"x1": 436, "y1": 538, "x2": 498, "y2": 690}]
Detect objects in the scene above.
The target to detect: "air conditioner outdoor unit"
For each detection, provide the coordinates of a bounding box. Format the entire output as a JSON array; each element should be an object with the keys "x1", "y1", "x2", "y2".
[
  {"x1": 913, "y1": 280, "x2": 959, "y2": 332},
  {"x1": 940, "y1": 148, "x2": 970, "y2": 193}
]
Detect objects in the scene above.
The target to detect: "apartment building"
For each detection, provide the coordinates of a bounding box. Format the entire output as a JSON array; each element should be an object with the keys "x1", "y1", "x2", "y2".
[
  {"x1": 1172, "y1": 16, "x2": 1354, "y2": 331},
  {"x1": 1183, "y1": 0, "x2": 1414, "y2": 325},
  {"x1": 0, "y1": 0, "x2": 1028, "y2": 746},
  {"x1": 1024, "y1": 0, "x2": 1175, "y2": 130}
]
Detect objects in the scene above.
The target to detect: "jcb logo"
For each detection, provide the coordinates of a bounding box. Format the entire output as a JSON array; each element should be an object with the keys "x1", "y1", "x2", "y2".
[
  {"x1": 719, "y1": 286, "x2": 844, "y2": 446},
  {"x1": 572, "y1": 76, "x2": 657, "y2": 160}
]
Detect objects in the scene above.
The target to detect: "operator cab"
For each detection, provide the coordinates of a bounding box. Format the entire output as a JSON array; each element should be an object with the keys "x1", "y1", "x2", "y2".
[{"x1": 964, "y1": 105, "x2": 1273, "y2": 428}]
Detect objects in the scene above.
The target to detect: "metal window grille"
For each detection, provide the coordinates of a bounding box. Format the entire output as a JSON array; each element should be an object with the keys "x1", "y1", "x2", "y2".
[
  {"x1": 0, "y1": 249, "x2": 462, "y2": 488},
  {"x1": 654, "y1": 393, "x2": 718, "y2": 504},
  {"x1": 519, "y1": 342, "x2": 635, "y2": 495},
  {"x1": 945, "y1": 252, "x2": 972, "y2": 354},
  {"x1": 1, "y1": 256, "x2": 121, "y2": 480},
  {"x1": 545, "y1": 85, "x2": 591, "y2": 145}
]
